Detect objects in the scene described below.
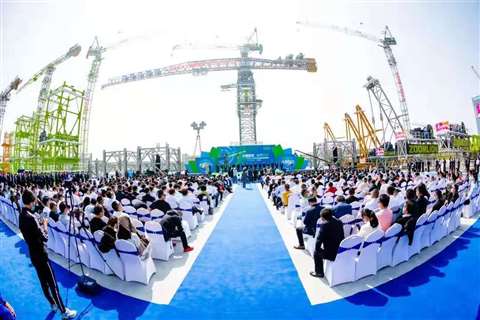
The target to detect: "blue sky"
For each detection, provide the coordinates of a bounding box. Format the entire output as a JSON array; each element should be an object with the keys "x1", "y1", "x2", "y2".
[{"x1": 0, "y1": 0, "x2": 478, "y2": 159}]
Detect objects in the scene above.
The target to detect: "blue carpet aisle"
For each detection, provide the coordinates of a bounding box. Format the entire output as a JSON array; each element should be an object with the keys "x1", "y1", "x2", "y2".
[{"x1": 0, "y1": 186, "x2": 479, "y2": 319}]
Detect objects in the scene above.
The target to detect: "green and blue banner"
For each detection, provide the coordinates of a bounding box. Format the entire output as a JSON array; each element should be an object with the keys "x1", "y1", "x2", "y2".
[{"x1": 186, "y1": 144, "x2": 308, "y2": 174}]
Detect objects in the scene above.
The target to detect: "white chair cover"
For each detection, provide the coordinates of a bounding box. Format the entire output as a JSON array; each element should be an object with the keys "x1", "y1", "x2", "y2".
[
  {"x1": 324, "y1": 235, "x2": 363, "y2": 287},
  {"x1": 80, "y1": 228, "x2": 112, "y2": 275},
  {"x1": 145, "y1": 221, "x2": 174, "y2": 261},
  {"x1": 339, "y1": 214, "x2": 355, "y2": 238},
  {"x1": 377, "y1": 223, "x2": 402, "y2": 270},
  {"x1": 421, "y1": 211, "x2": 437, "y2": 249},
  {"x1": 131, "y1": 218, "x2": 145, "y2": 236},
  {"x1": 115, "y1": 239, "x2": 156, "y2": 284},
  {"x1": 46, "y1": 218, "x2": 56, "y2": 251},
  {"x1": 355, "y1": 229, "x2": 384, "y2": 280},
  {"x1": 136, "y1": 208, "x2": 151, "y2": 223},
  {"x1": 94, "y1": 230, "x2": 125, "y2": 280},
  {"x1": 408, "y1": 213, "x2": 428, "y2": 258},
  {"x1": 120, "y1": 198, "x2": 131, "y2": 206},
  {"x1": 150, "y1": 209, "x2": 165, "y2": 222},
  {"x1": 54, "y1": 222, "x2": 68, "y2": 257}
]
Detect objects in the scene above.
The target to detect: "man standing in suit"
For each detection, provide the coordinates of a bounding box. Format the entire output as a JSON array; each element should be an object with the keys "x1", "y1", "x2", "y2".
[
  {"x1": 310, "y1": 208, "x2": 344, "y2": 278},
  {"x1": 332, "y1": 195, "x2": 352, "y2": 219},
  {"x1": 18, "y1": 190, "x2": 77, "y2": 319},
  {"x1": 294, "y1": 197, "x2": 323, "y2": 249}
]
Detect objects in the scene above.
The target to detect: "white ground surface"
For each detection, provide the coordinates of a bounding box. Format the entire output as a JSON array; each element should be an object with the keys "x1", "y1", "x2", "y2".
[
  {"x1": 2, "y1": 190, "x2": 235, "y2": 305},
  {"x1": 258, "y1": 184, "x2": 479, "y2": 305}
]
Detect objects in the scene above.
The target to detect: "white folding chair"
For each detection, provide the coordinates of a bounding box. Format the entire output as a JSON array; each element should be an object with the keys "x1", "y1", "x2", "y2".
[
  {"x1": 180, "y1": 208, "x2": 198, "y2": 230},
  {"x1": 391, "y1": 226, "x2": 409, "y2": 266},
  {"x1": 408, "y1": 213, "x2": 428, "y2": 258},
  {"x1": 131, "y1": 218, "x2": 145, "y2": 236},
  {"x1": 115, "y1": 239, "x2": 156, "y2": 285},
  {"x1": 431, "y1": 206, "x2": 446, "y2": 244},
  {"x1": 377, "y1": 223, "x2": 402, "y2": 270},
  {"x1": 355, "y1": 229, "x2": 384, "y2": 280},
  {"x1": 54, "y1": 222, "x2": 68, "y2": 257},
  {"x1": 324, "y1": 235, "x2": 363, "y2": 287},
  {"x1": 145, "y1": 221, "x2": 174, "y2": 261},
  {"x1": 94, "y1": 230, "x2": 125, "y2": 280},
  {"x1": 136, "y1": 208, "x2": 151, "y2": 223},
  {"x1": 339, "y1": 214, "x2": 355, "y2": 237},
  {"x1": 46, "y1": 218, "x2": 57, "y2": 251},
  {"x1": 150, "y1": 209, "x2": 165, "y2": 222},
  {"x1": 421, "y1": 211, "x2": 437, "y2": 249},
  {"x1": 80, "y1": 228, "x2": 112, "y2": 275}
]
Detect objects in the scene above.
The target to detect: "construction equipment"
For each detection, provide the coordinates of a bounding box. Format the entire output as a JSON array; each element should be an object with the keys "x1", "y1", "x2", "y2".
[
  {"x1": 365, "y1": 76, "x2": 408, "y2": 156},
  {"x1": 102, "y1": 31, "x2": 316, "y2": 145},
  {"x1": 0, "y1": 77, "x2": 22, "y2": 143},
  {"x1": 15, "y1": 44, "x2": 81, "y2": 170},
  {"x1": 1, "y1": 132, "x2": 13, "y2": 173},
  {"x1": 472, "y1": 66, "x2": 480, "y2": 80},
  {"x1": 345, "y1": 105, "x2": 381, "y2": 162},
  {"x1": 81, "y1": 36, "x2": 135, "y2": 170},
  {"x1": 297, "y1": 21, "x2": 411, "y2": 133}
]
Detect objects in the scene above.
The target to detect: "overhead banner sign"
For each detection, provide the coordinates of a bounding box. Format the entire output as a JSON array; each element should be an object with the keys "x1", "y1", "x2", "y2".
[
  {"x1": 435, "y1": 121, "x2": 449, "y2": 135},
  {"x1": 451, "y1": 137, "x2": 470, "y2": 151},
  {"x1": 407, "y1": 143, "x2": 439, "y2": 155},
  {"x1": 473, "y1": 95, "x2": 480, "y2": 118},
  {"x1": 185, "y1": 144, "x2": 309, "y2": 173}
]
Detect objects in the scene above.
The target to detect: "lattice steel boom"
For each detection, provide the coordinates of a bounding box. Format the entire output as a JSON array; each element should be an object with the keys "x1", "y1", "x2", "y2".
[
  {"x1": 297, "y1": 21, "x2": 411, "y2": 132},
  {"x1": 102, "y1": 56, "x2": 316, "y2": 144}
]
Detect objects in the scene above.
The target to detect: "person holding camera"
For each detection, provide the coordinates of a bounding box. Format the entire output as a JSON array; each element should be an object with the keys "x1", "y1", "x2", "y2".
[{"x1": 18, "y1": 190, "x2": 77, "y2": 319}]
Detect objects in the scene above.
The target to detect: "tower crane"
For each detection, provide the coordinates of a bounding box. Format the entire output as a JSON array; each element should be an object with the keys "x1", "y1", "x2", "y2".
[
  {"x1": 103, "y1": 30, "x2": 317, "y2": 145},
  {"x1": 81, "y1": 36, "x2": 132, "y2": 168},
  {"x1": 297, "y1": 21, "x2": 411, "y2": 133},
  {"x1": 0, "y1": 77, "x2": 22, "y2": 141}
]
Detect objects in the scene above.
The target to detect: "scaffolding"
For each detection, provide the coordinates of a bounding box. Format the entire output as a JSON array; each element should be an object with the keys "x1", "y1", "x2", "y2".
[
  {"x1": 1, "y1": 132, "x2": 13, "y2": 173},
  {"x1": 96, "y1": 144, "x2": 183, "y2": 177},
  {"x1": 11, "y1": 82, "x2": 84, "y2": 172}
]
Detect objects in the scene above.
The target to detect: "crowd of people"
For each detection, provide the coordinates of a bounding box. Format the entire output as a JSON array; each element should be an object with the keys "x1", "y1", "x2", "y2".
[
  {"x1": 1, "y1": 172, "x2": 233, "y2": 319},
  {"x1": 264, "y1": 167, "x2": 474, "y2": 278}
]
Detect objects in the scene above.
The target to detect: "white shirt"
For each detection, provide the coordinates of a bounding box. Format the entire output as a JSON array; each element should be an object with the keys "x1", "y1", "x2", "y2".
[{"x1": 357, "y1": 223, "x2": 378, "y2": 239}]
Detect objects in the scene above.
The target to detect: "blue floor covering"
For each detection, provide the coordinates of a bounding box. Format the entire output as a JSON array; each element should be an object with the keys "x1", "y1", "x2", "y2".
[{"x1": 0, "y1": 185, "x2": 479, "y2": 319}]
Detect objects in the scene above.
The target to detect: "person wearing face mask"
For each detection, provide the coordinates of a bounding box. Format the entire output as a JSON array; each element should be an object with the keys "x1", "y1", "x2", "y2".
[
  {"x1": 310, "y1": 208, "x2": 344, "y2": 278},
  {"x1": 294, "y1": 197, "x2": 323, "y2": 250}
]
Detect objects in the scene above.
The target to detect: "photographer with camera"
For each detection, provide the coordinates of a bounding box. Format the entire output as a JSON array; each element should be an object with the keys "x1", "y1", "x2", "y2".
[{"x1": 18, "y1": 190, "x2": 77, "y2": 319}]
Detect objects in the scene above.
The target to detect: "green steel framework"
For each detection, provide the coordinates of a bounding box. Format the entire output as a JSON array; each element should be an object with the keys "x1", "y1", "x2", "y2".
[{"x1": 11, "y1": 82, "x2": 84, "y2": 172}]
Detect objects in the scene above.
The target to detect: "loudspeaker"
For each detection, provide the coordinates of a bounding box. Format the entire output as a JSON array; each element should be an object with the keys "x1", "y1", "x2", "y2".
[{"x1": 332, "y1": 147, "x2": 338, "y2": 163}]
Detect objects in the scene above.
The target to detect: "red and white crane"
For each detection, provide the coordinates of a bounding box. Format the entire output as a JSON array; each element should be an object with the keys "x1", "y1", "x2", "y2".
[{"x1": 297, "y1": 21, "x2": 411, "y2": 133}]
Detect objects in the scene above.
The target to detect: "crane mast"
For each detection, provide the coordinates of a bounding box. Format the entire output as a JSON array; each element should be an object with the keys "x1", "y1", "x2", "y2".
[
  {"x1": 82, "y1": 37, "x2": 105, "y2": 169},
  {"x1": 0, "y1": 77, "x2": 22, "y2": 142},
  {"x1": 105, "y1": 30, "x2": 316, "y2": 145}
]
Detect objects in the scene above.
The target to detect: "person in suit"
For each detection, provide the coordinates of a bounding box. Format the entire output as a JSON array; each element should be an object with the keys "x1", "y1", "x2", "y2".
[
  {"x1": 89, "y1": 205, "x2": 107, "y2": 234},
  {"x1": 150, "y1": 191, "x2": 172, "y2": 214},
  {"x1": 310, "y1": 208, "x2": 344, "y2": 278},
  {"x1": 345, "y1": 188, "x2": 360, "y2": 204},
  {"x1": 294, "y1": 197, "x2": 323, "y2": 249},
  {"x1": 431, "y1": 189, "x2": 445, "y2": 212},
  {"x1": 332, "y1": 196, "x2": 352, "y2": 219},
  {"x1": 18, "y1": 190, "x2": 76, "y2": 319},
  {"x1": 395, "y1": 200, "x2": 417, "y2": 245},
  {"x1": 159, "y1": 210, "x2": 194, "y2": 253}
]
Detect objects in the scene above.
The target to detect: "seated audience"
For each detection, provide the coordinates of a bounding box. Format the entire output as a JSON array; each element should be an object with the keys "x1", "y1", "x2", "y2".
[
  {"x1": 310, "y1": 208, "x2": 344, "y2": 278},
  {"x1": 376, "y1": 194, "x2": 393, "y2": 231},
  {"x1": 89, "y1": 205, "x2": 107, "y2": 234},
  {"x1": 332, "y1": 196, "x2": 352, "y2": 219},
  {"x1": 294, "y1": 197, "x2": 323, "y2": 250},
  {"x1": 357, "y1": 208, "x2": 379, "y2": 238},
  {"x1": 159, "y1": 210, "x2": 194, "y2": 252}
]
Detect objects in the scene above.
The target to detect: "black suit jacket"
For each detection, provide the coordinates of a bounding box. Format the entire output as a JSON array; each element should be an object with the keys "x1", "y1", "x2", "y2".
[
  {"x1": 315, "y1": 217, "x2": 344, "y2": 261},
  {"x1": 19, "y1": 207, "x2": 48, "y2": 263},
  {"x1": 303, "y1": 204, "x2": 323, "y2": 236}
]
